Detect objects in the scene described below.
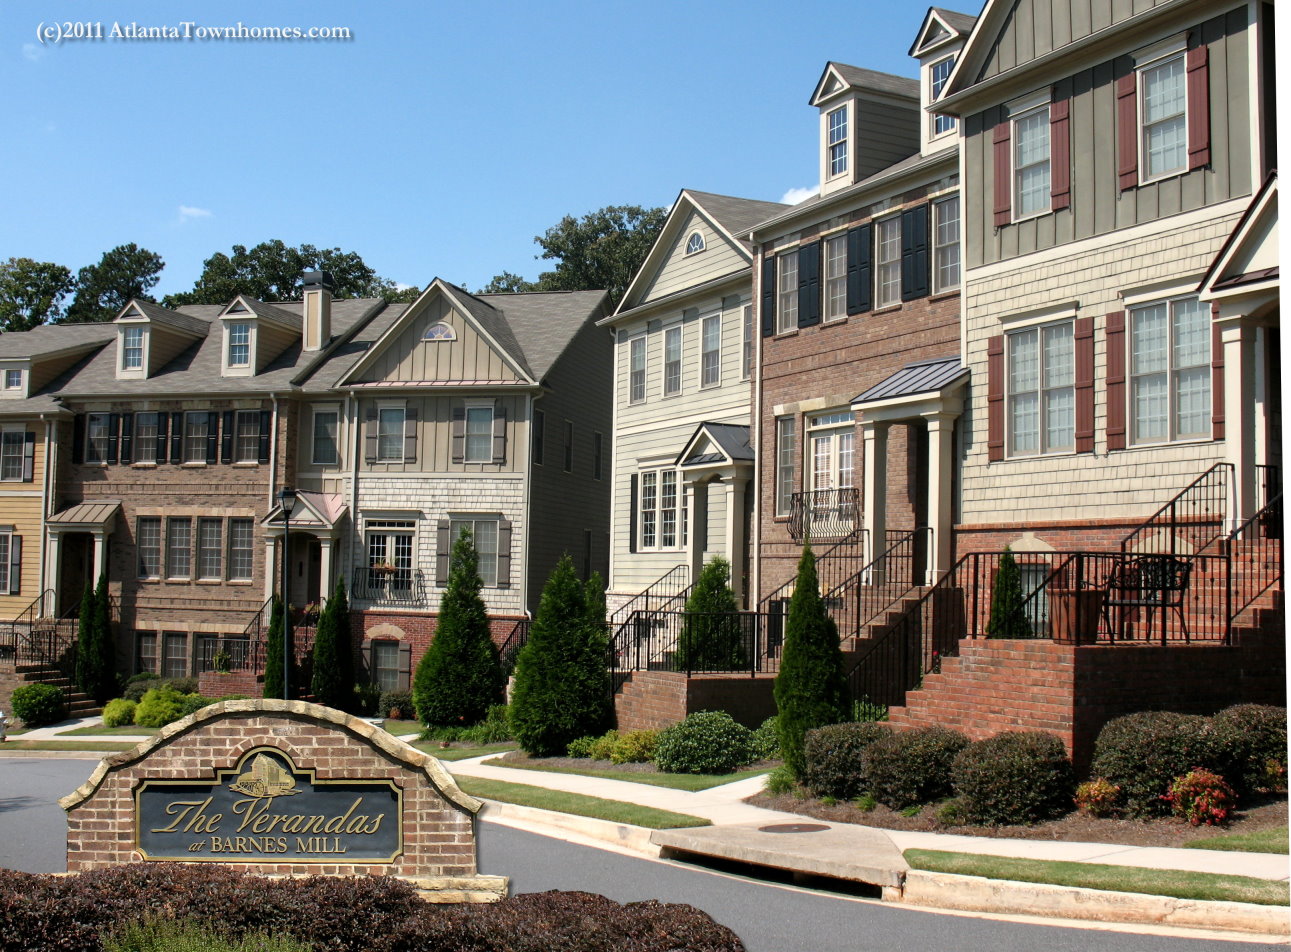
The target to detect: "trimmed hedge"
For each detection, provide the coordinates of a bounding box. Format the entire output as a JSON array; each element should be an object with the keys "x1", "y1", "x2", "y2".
[
  {"x1": 951, "y1": 731, "x2": 1074, "y2": 825},
  {"x1": 102, "y1": 698, "x2": 137, "y2": 728},
  {"x1": 654, "y1": 712, "x2": 754, "y2": 775},
  {"x1": 10, "y1": 683, "x2": 66, "y2": 727},
  {"x1": 1210, "y1": 704, "x2": 1288, "y2": 796},
  {"x1": 134, "y1": 688, "x2": 187, "y2": 729},
  {"x1": 861, "y1": 726, "x2": 968, "y2": 809},
  {"x1": 750, "y1": 716, "x2": 780, "y2": 761},
  {"x1": 0, "y1": 865, "x2": 745, "y2": 952},
  {"x1": 802, "y1": 722, "x2": 892, "y2": 800},
  {"x1": 1090, "y1": 711, "x2": 1219, "y2": 817}
]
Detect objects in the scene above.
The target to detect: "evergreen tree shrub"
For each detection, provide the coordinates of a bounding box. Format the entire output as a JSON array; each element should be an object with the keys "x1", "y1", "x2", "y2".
[
  {"x1": 413, "y1": 529, "x2": 504, "y2": 727},
  {"x1": 1090, "y1": 710, "x2": 1221, "y2": 816},
  {"x1": 773, "y1": 544, "x2": 848, "y2": 777},
  {"x1": 91, "y1": 573, "x2": 114, "y2": 704},
  {"x1": 1210, "y1": 704, "x2": 1288, "y2": 796},
  {"x1": 74, "y1": 581, "x2": 94, "y2": 698},
  {"x1": 509, "y1": 556, "x2": 612, "y2": 755},
  {"x1": 674, "y1": 558, "x2": 746, "y2": 672},
  {"x1": 262, "y1": 595, "x2": 285, "y2": 699},
  {"x1": 986, "y1": 547, "x2": 1030, "y2": 638},
  {"x1": 310, "y1": 579, "x2": 354, "y2": 712}
]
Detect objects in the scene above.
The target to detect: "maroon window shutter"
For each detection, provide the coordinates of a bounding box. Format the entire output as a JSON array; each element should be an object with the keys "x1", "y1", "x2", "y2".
[
  {"x1": 1187, "y1": 43, "x2": 1211, "y2": 170},
  {"x1": 1106, "y1": 311, "x2": 1127, "y2": 450},
  {"x1": 987, "y1": 335, "x2": 1005, "y2": 461},
  {"x1": 1116, "y1": 73, "x2": 1138, "y2": 190},
  {"x1": 992, "y1": 121, "x2": 1012, "y2": 227},
  {"x1": 1211, "y1": 306, "x2": 1225, "y2": 440},
  {"x1": 1050, "y1": 97, "x2": 1071, "y2": 210},
  {"x1": 1074, "y1": 317, "x2": 1094, "y2": 452}
]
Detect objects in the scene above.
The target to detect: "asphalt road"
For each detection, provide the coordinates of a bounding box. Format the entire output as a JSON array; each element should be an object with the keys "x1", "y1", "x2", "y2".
[{"x1": 1, "y1": 758, "x2": 1283, "y2": 952}]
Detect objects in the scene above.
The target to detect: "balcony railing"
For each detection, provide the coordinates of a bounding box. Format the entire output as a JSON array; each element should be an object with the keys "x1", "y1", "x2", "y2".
[
  {"x1": 351, "y1": 567, "x2": 426, "y2": 606},
  {"x1": 788, "y1": 487, "x2": 861, "y2": 542}
]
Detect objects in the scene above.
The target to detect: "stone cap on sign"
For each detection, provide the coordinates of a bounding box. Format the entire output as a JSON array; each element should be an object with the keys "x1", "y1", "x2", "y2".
[{"x1": 59, "y1": 698, "x2": 480, "y2": 815}]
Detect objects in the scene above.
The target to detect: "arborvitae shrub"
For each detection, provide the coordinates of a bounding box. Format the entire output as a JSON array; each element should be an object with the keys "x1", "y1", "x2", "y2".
[
  {"x1": 1210, "y1": 704, "x2": 1288, "y2": 796},
  {"x1": 102, "y1": 697, "x2": 137, "y2": 728},
  {"x1": 861, "y1": 726, "x2": 969, "y2": 809},
  {"x1": 1090, "y1": 711, "x2": 1221, "y2": 816},
  {"x1": 986, "y1": 547, "x2": 1030, "y2": 638},
  {"x1": 413, "y1": 529, "x2": 503, "y2": 727},
  {"x1": 951, "y1": 731, "x2": 1075, "y2": 825},
  {"x1": 653, "y1": 711, "x2": 754, "y2": 774},
  {"x1": 311, "y1": 579, "x2": 354, "y2": 712},
  {"x1": 11, "y1": 682, "x2": 66, "y2": 726},
  {"x1": 262, "y1": 595, "x2": 286, "y2": 700},
  {"x1": 674, "y1": 558, "x2": 745, "y2": 672},
  {"x1": 802, "y1": 722, "x2": 893, "y2": 800}
]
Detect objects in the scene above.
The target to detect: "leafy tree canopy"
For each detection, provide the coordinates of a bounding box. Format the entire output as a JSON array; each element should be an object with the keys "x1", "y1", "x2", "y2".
[
  {"x1": 64, "y1": 244, "x2": 164, "y2": 323},
  {"x1": 476, "y1": 271, "x2": 536, "y2": 294},
  {"x1": 0, "y1": 258, "x2": 75, "y2": 332},
  {"x1": 162, "y1": 240, "x2": 416, "y2": 307}
]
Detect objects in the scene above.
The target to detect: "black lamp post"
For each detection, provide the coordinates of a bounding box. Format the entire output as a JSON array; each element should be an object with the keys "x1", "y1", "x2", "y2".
[{"x1": 279, "y1": 487, "x2": 297, "y2": 701}]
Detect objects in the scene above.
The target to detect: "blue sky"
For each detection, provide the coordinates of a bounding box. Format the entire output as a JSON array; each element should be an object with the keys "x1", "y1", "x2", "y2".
[{"x1": 2, "y1": 1, "x2": 944, "y2": 298}]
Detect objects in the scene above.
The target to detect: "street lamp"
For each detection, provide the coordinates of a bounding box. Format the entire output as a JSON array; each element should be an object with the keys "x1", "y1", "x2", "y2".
[{"x1": 279, "y1": 486, "x2": 297, "y2": 701}]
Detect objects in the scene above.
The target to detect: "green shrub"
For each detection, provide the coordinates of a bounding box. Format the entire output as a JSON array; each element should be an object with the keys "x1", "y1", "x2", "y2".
[
  {"x1": 610, "y1": 729, "x2": 659, "y2": 764},
  {"x1": 102, "y1": 698, "x2": 137, "y2": 728},
  {"x1": 1090, "y1": 711, "x2": 1221, "y2": 817},
  {"x1": 123, "y1": 673, "x2": 161, "y2": 703},
  {"x1": 1075, "y1": 778, "x2": 1123, "y2": 818},
  {"x1": 11, "y1": 683, "x2": 66, "y2": 727},
  {"x1": 750, "y1": 716, "x2": 780, "y2": 760},
  {"x1": 802, "y1": 722, "x2": 893, "y2": 800},
  {"x1": 353, "y1": 683, "x2": 381, "y2": 716},
  {"x1": 673, "y1": 558, "x2": 746, "y2": 672},
  {"x1": 1211, "y1": 704, "x2": 1288, "y2": 796},
  {"x1": 936, "y1": 798, "x2": 966, "y2": 826},
  {"x1": 177, "y1": 693, "x2": 210, "y2": 718},
  {"x1": 162, "y1": 677, "x2": 199, "y2": 695},
  {"x1": 986, "y1": 547, "x2": 1030, "y2": 638},
  {"x1": 379, "y1": 690, "x2": 414, "y2": 719},
  {"x1": 951, "y1": 731, "x2": 1074, "y2": 825},
  {"x1": 654, "y1": 711, "x2": 754, "y2": 774},
  {"x1": 566, "y1": 736, "x2": 596, "y2": 758},
  {"x1": 135, "y1": 687, "x2": 187, "y2": 729},
  {"x1": 763, "y1": 765, "x2": 796, "y2": 796},
  {"x1": 849, "y1": 697, "x2": 889, "y2": 722},
  {"x1": 862, "y1": 726, "x2": 969, "y2": 810},
  {"x1": 419, "y1": 704, "x2": 513, "y2": 745},
  {"x1": 588, "y1": 729, "x2": 619, "y2": 761},
  {"x1": 310, "y1": 579, "x2": 354, "y2": 712},
  {"x1": 106, "y1": 917, "x2": 312, "y2": 952},
  {"x1": 1163, "y1": 768, "x2": 1236, "y2": 826}
]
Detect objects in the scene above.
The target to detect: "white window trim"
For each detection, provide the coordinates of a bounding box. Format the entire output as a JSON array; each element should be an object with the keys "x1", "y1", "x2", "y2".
[
  {"x1": 776, "y1": 251, "x2": 799, "y2": 333},
  {"x1": 1009, "y1": 99, "x2": 1052, "y2": 224},
  {"x1": 636, "y1": 466, "x2": 685, "y2": 551},
  {"x1": 873, "y1": 216, "x2": 902, "y2": 309},
  {"x1": 628, "y1": 335, "x2": 647, "y2": 405},
  {"x1": 222, "y1": 321, "x2": 256, "y2": 376},
  {"x1": 117, "y1": 323, "x2": 148, "y2": 379},
  {"x1": 927, "y1": 55, "x2": 958, "y2": 141},
  {"x1": 310, "y1": 405, "x2": 342, "y2": 467},
  {"x1": 825, "y1": 103, "x2": 849, "y2": 180},
  {"x1": 1135, "y1": 43, "x2": 1190, "y2": 186},
  {"x1": 805, "y1": 410, "x2": 857, "y2": 491},
  {"x1": 448, "y1": 514, "x2": 502, "y2": 587},
  {"x1": 422, "y1": 321, "x2": 456, "y2": 341},
  {"x1": 2, "y1": 368, "x2": 23, "y2": 392},
  {"x1": 375, "y1": 402, "x2": 407, "y2": 462},
  {"x1": 1127, "y1": 294, "x2": 1211, "y2": 446},
  {"x1": 932, "y1": 195, "x2": 961, "y2": 294},
  {"x1": 662, "y1": 323, "x2": 683, "y2": 397},
  {"x1": 462, "y1": 400, "x2": 495, "y2": 464},
  {"x1": 822, "y1": 233, "x2": 848, "y2": 323},
  {"x1": 774, "y1": 415, "x2": 797, "y2": 517},
  {"x1": 1006, "y1": 318, "x2": 1077, "y2": 458},
  {"x1": 684, "y1": 231, "x2": 705, "y2": 255},
  {"x1": 699, "y1": 312, "x2": 722, "y2": 389}
]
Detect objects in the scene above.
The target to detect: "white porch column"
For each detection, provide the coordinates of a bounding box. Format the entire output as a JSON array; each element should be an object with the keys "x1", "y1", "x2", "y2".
[
  {"x1": 44, "y1": 531, "x2": 61, "y2": 616},
  {"x1": 861, "y1": 421, "x2": 888, "y2": 578},
  {"x1": 923, "y1": 412, "x2": 956, "y2": 585},
  {"x1": 685, "y1": 476, "x2": 708, "y2": 583},
  {"x1": 1220, "y1": 317, "x2": 1258, "y2": 525},
  {"x1": 723, "y1": 477, "x2": 746, "y2": 603},
  {"x1": 263, "y1": 539, "x2": 277, "y2": 601},
  {"x1": 319, "y1": 538, "x2": 335, "y2": 604},
  {"x1": 90, "y1": 530, "x2": 108, "y2": 585}
]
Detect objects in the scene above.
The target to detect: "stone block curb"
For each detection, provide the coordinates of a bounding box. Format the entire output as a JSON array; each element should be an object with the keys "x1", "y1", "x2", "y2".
[{"x1": 476, "y1": 800, "x2": 660, "y2": 855}]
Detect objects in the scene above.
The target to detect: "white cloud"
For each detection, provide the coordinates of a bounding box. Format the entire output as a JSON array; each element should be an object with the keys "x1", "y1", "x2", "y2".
[
  {"x1": 22, "y1": 44, "x2": 45, "y2": 62},
  {"x1": 780, "y1": 186, "x2": 818, "y2": 205},
  {"x1": 177, "y1": 205, "x2": 213, "y2": 223}
]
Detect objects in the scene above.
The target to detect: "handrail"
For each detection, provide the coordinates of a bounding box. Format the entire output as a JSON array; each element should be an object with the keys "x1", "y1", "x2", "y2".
[
  {"x1": 1121, "y1": 463, "x2": 1232, "y2": 556},
  {"x1": 609, "y1": 564, "x2": 688, "y2": 627},
  {"x1": 826, "y1": 527, "x2": 930, "y2": 640},
  {"x1": 758, "y1": 532, "x2": 867, "y2": 610},
  {"x1": 1226, "y1": 491, "x2": 1283, "y2": 625},
  {"x1": 497, "y1": 617, "x2": 531, "y2": 677}
]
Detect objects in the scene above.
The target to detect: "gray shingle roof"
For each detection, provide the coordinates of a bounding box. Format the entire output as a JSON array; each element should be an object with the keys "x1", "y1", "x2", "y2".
[
  {"x1": 128, "y1": 300, "x2": 212, "y2": 338},
  {"x1": 933, "y1": 8, "x2": 978, "y2": 36},
  {"x1": 683, "y1": 191, "x2": 791, "y2": 249},
  {"x1": 852, "y1": 356, "x2": 966, "y2": 404},
  {"x1": 227, "y1": 296, "x2": 302, "y2": 329},
  {"x1": 444, "y1": 283, "x2": 534, "y2": 379},
  {"x1": 829, "y1": 63, "x2": 919, "y2": 99},
  {"x1": 473, "y1": 288, "x2": 608, "y2": 381},
  {"x1": 0, "y1": 322, "x2": 117, "y2": 359}
]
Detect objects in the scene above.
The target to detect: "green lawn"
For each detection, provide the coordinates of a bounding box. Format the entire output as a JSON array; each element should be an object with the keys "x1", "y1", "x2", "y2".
[
  {"x1": 413, "y1": 741, "x2": 518, "y2": 762},
  {"x1": 0, "y1": 740, "x2": 139, "y2": 752},
  {"x1": 59, "y1": 724, "x2": 158, "y2": 737},
  {"x1": 1185, "y1": 826, "x2": 1289, "y2": 854},
  {"x1": 905, "y1": 849, "x2": 1290, "y2": 907},
  {"x1": 482, "y1": 756, "x2": 769, "y2": 792},
  {"x1": 455, "y1": 776, "x2": 710, "y2": 830},
  {"x1": 382, "y1": 719, "x2": 423, "y2": 736}
]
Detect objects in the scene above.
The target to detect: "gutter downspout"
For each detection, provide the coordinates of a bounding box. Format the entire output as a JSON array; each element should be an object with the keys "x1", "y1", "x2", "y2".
[
  {"x1": 752, "y1": 254, "x2": 763, "y2": 607},
  {"x1": 348, "y1": 392, "x2": 359, "y2": 601},
  {"x1": 41, "y1": 416, "x2": 54, "y2": 616}
]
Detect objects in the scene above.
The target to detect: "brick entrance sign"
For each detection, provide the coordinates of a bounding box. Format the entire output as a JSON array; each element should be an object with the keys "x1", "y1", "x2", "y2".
[{"x1": 59, "y1": 699, "x2": 507, "y2": 902}]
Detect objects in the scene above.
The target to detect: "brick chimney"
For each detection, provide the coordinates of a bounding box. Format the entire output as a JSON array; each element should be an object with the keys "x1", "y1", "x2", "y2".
[{"x1": 302, "y1": 270, "x2": 333, "y2": 352}]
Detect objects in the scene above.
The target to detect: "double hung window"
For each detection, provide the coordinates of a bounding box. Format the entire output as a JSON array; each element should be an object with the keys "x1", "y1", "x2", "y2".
[
  {"x1": 134, "y1": 413, "x2": 158, "y2": 463},
  {"x1": 464, "y1": 406, "x2": 493, "y2": 462},
  {"x1": 776, "y1": 252, "x2": 798, "y2": 333},
  {"x1": 775, "y1": 416, "x2": 796, "y2": 517},
  {"x1": 1008, "y1": 321, "x2": 1074, "y2": 456},
  {"x1": 664, "y1": 326, "x2": 682, "y2": 396},
  {"x1": 227, "y1": 324, "x2": 250, "y2": 368},
  {"x1": 1140, "y1": 54, "x2": 1187, "y2": 180},
  {"x1": 638, "y1": 469, "x2": 685, "y2": 550},
  {"x1": 823, "y1": 235, "x2": 847, "y2": 321},
  {"x1": 700, "y1": 315, "x2": 721, "y2": 387},
  {"x1": 874, "y1": 218, "x2": 901, "y2": 308},
  {"x1": 1013, "y1": 105, "x2": 1051, "y2": 219},
  {"x1": 0, "y1": 430, "x2": 23, "y2": 481},
  {"x1": 826, "y1": 106, "x2": 848, "y2": 177},
  {"x1": 933, "y1": 196, "x2": 961, "y2": 293},
  {"x1": 183, "y1": 413, "x2": 208, "y2": 463},
  {"x1": 807, "y1": 412, "x2": 855, "y2": 491},
  {"x1": 122, "y1": 327, "x2": 144, "y2": 370},
  {"x1": 1130, "y1": 297, "x2": 1209, "y2": 443},
  {"x1": 376, "y1": 407, "x2": 405, "y2": 461},
  {"x1": 312, "y1": 409, "x2": 339, "y2": 465},
  {"x1": 629, "y1": 337, "x2": 646, "y2": 404}
]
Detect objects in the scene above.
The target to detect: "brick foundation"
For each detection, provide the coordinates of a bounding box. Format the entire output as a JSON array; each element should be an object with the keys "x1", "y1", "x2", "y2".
[{"x1": 614, "y1": 670, "x2": 776, "y2": 731}]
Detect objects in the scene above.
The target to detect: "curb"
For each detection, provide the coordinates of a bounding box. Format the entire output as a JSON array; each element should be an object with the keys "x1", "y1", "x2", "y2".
[
  {"x1": 476, "y1": 799, "x2": 661, "y2": 856},
  {"x1": 895, "y1": 870, "x2": 1291, "y2": 938}
]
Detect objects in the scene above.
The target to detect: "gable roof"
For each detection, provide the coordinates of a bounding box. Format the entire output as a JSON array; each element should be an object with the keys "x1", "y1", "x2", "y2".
[
  {"x1": 120, "y1": 300, "x2": 211, "y2": 338},
  {"x1": 0, "y1": 322, "x2": 117, "y2": 360},
  {"x1": 677, "y1": 422, "x2": 754, "y2": 467},
  {"x1": 1199, "y1": 171, "x2": 1279, "y2": 296},
  {"x1": 910, "y1": 7, "x2": 978, "y2": 56},
  {"x1": 222, "y1": 295, "x2": 302, "y2": 329},
  {"x1": 810, "y1": 62, "x2": 919, "y2": 106}
]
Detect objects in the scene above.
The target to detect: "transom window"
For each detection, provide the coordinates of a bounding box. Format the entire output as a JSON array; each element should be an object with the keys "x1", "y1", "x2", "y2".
[
  {"x1": 377, "y1": 407, "x2": 405, "y2": 461},
  {"x1": 629, "y1": 337, "x2": 646, "y2": 404},
  {"x1": 824, "y1": 235, "x2": 847, "y2": 321},
  {"x1": 450, "y1": 518, "x2": 499, "y2": 586},
  {"x1": 930, "y1": 57, "x2": 957, "y2": 136},
  {"x1": 1130, "y1": 296, "x2": 1209, "y2": 443},
  {"x1": 933, "y1": 196, "x2": 961, "y2": 293},
  {"x1": 874, "y1": 218, "x2": 901, "y2": 308},
  {"x1": 1140, "y1": 54, "x2": 1187, "y2": 180},
  {"x1": 1013, "y1": 106, "x2": 1051, "y2": 219},
  {"x1": 1008, "y1": 321, "x2": 1074, "y2": 456},
  {"x1": 227, "y1": 323, "x2": 250, "y2": 367},
  {"x1": 700, "y1": 314, "x2": 721, "y2": 388},
  {"x1": 807, "y1": 411, "x2": 855, "y2": 491},
  {"x1": 664, "y1": 326, "x2": 682, "y2": 396},
  {"x1": 422, "y1": 321, "x2": 456, "y2": 341},
  {"x1": 134, "y1": 413, "x2": 158, "y2": 463},
  {"x1": 464, "y1": 406, "x2": 493, "y2": 462},
  {"x1": 776, "y1": 252, "x2": 799, "y2": 333},
  {"x1": 235, "y1": 411, "x2": 259, "y2": 462},
  {"x1": 827, "y1": 106, "x2": 848, "y2": 177},
  {"x1": 685, "y1": 232, "x2": 705, "y2": 255},
  {"x1": 122, "y1": 327, "x2": 144, "y2": 370},
  {"x1": 312, "y1": 409, "x2": 339, "y2": 465},
  {"x1": 0, "y1": 430, "x2": 24, "y2": 481}
]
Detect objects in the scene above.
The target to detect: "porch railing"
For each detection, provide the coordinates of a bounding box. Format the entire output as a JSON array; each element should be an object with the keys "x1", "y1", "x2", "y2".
[
  {"x1": 351, "y1": 567, "x2": 426, "y2": 606},
  {"x1": 827, "y1": 527, "x2": 932, "y2": 644},
  {"x1": 497, "y1": 617, "x2": 530, "y2": 678},
  {"x1": 758, "y1": 532, "x2": 867, "y2": 612},
  {"x1": 1256, "y1": 464, "x2": 1282, "y2": 514},
  {"x1": 1121, "y1": 463, "x2": 1232, "y2": 556},
  {"x1": 610, "y1": 609, "x2": 778, "y2": 678},
  {"x1": 609, "y1": 564, "x2": 689, "y2": 627},
  {"x1": 788, "y1": 487, "x2": 861, "y2": 542},
  {"x1": 1226, "y1": 491, "x2": 1284, "y2": 624}
]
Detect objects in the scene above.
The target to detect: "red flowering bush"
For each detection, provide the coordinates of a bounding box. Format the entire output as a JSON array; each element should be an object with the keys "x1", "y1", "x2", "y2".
[
  {"x1": 1162, "y1": 768, "x2": 1236, "y2": 826},
  {"x1": 1074, "y1": 777, "x2": 1122, "y2": 818}
]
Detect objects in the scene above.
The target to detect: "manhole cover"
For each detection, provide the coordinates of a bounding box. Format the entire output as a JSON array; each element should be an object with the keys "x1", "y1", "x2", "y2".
[{"x1": 757, "y1": 823, "x2": 830, "y2": 834}]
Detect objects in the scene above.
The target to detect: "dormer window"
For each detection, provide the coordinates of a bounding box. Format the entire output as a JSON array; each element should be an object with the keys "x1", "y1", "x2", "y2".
[
  {"x1": 122, "y1": 327, "x2": 144, "y2": 370},
  {"x1": 827, "y1": 106, "x2": 849, "y2": 177},
  {"x1": 423, "y1": 322, "x2": 456, "y2": 341},
  {"x1": 4, "y1": 370, "x2": 22, "y2": 391},
  {"x1": 685, "y1": 232, "x2": 705, "y2": 255},
  {"x1": 929, "y1": 56, "x2": 956, "y2": 136},
  {"x1": 227, "y1": 324, "x2": 250, "y2": 367}
]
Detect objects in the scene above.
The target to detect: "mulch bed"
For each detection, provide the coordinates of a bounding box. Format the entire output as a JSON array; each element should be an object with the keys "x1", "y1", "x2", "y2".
[{"x1": 747, "y1": 790, "x2": 1288, "y2": 848}]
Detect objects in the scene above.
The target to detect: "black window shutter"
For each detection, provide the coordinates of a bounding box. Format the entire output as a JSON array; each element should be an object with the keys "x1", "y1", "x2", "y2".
[
  {"x1": 847, "y1": 224, "x2": 873, "y2": 314},
  {"x1": 258, "y1": 410, "x2": 271, "y2": 464},
  {"x1": 628, "y1": 473, "x2": 639, "y2": 553},
  {"x1": 396, "y1": 643, "x2": 412, "y2": 692},
  {"x1": 72, "y1": 415, "x2": 85, "y2": 464},
  {"x1": 797, "y1": 241, "x2": 821, "y2": 328},
  {"x1": 221, "y1": 411, "x2": 234, "y2": 463},
  {"x1": 119, "y1": 414, "x2": 133, "y2": 464},
  {"x1": 107, "y1": 413, "x2": 120, "y2": 464},
  {"x1": 450, "y1": 405, "x2": 466, "y2": 463},
  {"x1": 156, "y1": 413, "x2": 169, "y2": 464},
  {"x1": 8, "y1": 535, "x2": 20, "y2": 595},
  {"x1": 21, "y1": 431, "x2": 35, "y2": 482},
  {"x1": 403, "y1": 406, "x2": 418, "y2": 462},
  {"x1": 205, "y1": 411, "x2": 219, "y2": 464},
  {"x1": 364, "y1": 407, "x2": 378, "y2": 462},
  {"x1": 435, "y1": 519, "x2": 451, "y2": 585},
  {"x1": 496, "y1": 519, "x2": 512, "y2": 588},
  {"x1": 760, "y1": 256, "x2": 776, "y2": 337},
  {"x1": 901, "y1": 205, "x2": 930, "y2": 301},
  {"x1": 169, "y1": 412, "x2": 183, "y2": 463},
  {"x1": 492, "y1": 406, "x2": 507, "y2": 464}
]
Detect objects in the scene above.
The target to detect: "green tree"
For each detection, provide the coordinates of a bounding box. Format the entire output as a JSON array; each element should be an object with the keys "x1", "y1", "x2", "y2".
[
  {"x1": 674, "y1": 558, "x2": 746, "y2": 672},
  {"x1": 91, "y1": 573, "x2": 114, "y2": 704},
  {"x1": 0, "y1": 257, "x2": 75, "y2": 331},
  {"x1": 476, "y1": 271, "x2": 537, "y2": 294},
  {"x1": 773, "y1": 544, "x2": 848, "y2": 777},
  {"x1": 64, "y1": 244, "x2": 164, "y2": 322},
  {"x1": 74, "y1": 582, "x2": 95, "y2": 698},
  {"x1": 412, "y1": 529, "x2": 504, "y2": 726},
  {"x1": 532, "y1": 205, "x2": 666, "y2": 306},
  {"x1": 310, "y1": 579, "x2": 353, "y2": 711},
  {"x1": 162, "y1": 240, "x2": 413, "y2": 306},
  {"x1": 262, "y1": 595, "x2": 286, "y2": 699},
  {"x1": 986, "y1": 546, "x2": 1030, "y2": 638},
  {"x1": 510, "y1": 556, "x2": 612, "y2": 755}
]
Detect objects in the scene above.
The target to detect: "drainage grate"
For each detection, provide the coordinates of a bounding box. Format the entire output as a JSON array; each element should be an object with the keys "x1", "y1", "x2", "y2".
[{"x1": 757, "y1": 823, "x2": 830, "y2": 834}]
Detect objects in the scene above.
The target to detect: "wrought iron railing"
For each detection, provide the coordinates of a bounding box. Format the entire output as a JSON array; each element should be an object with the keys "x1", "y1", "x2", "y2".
[
  {"x1": 609, "y1": 609, "x2": 777, "y2": 678},
  {"x1": 351, "y1": 567, "x2": 426, "y2": 606},
  {"x1": 826, "y1": 527, "x2": 932, "y2": 645},
  {"x1": 609, "y1": 565, "x2": 689, "y2": 627},
  {"x1": 497, "y1": 617, "x2": 530, "y2": 678},
  {"x1": 196, "y1": 635, "x2": 254, "y2": 674},
  {"x1": 1227, "y1": 492, "x2": 1283, "y2": 625},
  {"x1": 1121, "y1": 463, "x2": 1232, "y2": 556},
  {"x1": 788, "y1": 487, "x2": 861, "y2": 542},
  {"x1": 758, "y1": 533, "x2": 867, "y2": 612},
  {"x1": 608, "y1": 566, "x2": 696, "y2": 691},
  {"x1": 1256, "y1": 464, "x2": 1282, "y2": 514}
]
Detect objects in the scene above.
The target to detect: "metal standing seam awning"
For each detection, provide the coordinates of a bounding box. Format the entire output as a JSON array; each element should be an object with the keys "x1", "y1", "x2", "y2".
[{"x1": 47, "y1": 500, "x2": 122, "y2": 531}]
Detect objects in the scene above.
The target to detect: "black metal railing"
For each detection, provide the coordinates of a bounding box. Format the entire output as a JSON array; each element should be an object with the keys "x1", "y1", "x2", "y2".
[
  {"x1": 608, "y1": 567, "x2": 696, "y2": 692},
  {"x1": 351, "y1": 567, "x2": 426, "y2": 605},
  {"x1": 827, "y1": 527, "x2": 932, "y2": 645},
  {"x1": 758, "y1": 533, "x2": 867, "y2": 612},
  {"x1": 1122, "y1": 463, "x2": 1232, "y2": 556},
  {"x1": 788, "y1": 487, "x2": 861, "y2": 542},
  {"x1": 196, "y1": 636, "x2": 254, "y2": 674},
  {"x1": 609, "y1": 564, "x2": 689, "y2": 627},
  {"x1": 610, "y1": 609, "x2": 777, "y2": 678},
  {"x1": 1256, "y1": 464, "x2": 1282, "y2": 514},
  {"x1": 498, "y1": 617, "x2": 530, "y2": 678},
  {"x1": 1227, "y1": 491, "x2": 1283, "y2": 625}
]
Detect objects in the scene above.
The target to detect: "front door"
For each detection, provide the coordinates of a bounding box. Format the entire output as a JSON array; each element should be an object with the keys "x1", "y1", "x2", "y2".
[{"x1": 59, "y1": 533, "x2": 92, "y2": 614}]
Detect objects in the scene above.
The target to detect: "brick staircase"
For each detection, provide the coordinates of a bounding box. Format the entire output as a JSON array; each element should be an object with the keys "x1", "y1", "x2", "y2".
[{"x1": 0, "y1": 659, "x2": 100, "y2": 721}]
